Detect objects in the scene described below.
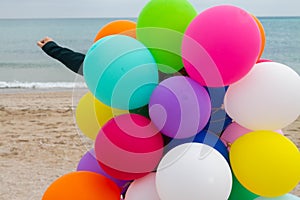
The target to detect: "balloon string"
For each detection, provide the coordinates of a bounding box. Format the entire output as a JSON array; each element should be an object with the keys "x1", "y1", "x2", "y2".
[
  {"x1": 211, "y1": 104, "x2": 225, "y2": 115},
  {"x1": 209, "y1": 118, "x2": 228, "y2": 123},
  {"x1": 206, "y1": 129, "x2": 216, "y2": 135},
  {"x1": 222, "y1": 138, "x2": 232, "y2": 148}
]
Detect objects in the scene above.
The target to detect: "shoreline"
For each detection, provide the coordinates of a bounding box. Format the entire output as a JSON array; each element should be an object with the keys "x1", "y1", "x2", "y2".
[
  {"x1": 0, "y1": 88, "x2": 75, "y2": 94},
  {"x1": 0, "y1": 90, "x2": 299, "y2": 199}
]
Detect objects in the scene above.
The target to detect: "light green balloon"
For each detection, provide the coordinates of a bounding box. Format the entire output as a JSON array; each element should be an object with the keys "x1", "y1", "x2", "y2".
[
  {"x1": 137, "y1": 0, "x2": 197, "y2": 74},
  {"x1": 255, "y1": 194, "x2": 300, "y2": 200}
]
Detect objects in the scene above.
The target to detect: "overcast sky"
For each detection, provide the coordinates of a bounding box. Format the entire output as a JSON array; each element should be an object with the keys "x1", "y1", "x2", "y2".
[{"x1": 0, "y1": 0, "x2": 299, "y2": 19}]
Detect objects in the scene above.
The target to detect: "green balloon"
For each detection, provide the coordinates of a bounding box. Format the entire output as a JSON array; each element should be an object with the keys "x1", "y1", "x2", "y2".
[
  {"x1": 137, "y1": 0, "x2": 197, "y2": 74},
  {"x1": 229, "y1": 175, "x2": 259, "y2": 200}
]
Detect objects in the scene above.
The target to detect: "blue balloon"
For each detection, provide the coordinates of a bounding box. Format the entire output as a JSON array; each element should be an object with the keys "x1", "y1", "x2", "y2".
[
  {"x1": 164, "y1": 131, "x2": 229, "y2": 161},
  {"x1": 255, "y1": 194, "x2": 300, "y2": 200},
  {"x1": 204, "y1": 113, "x2": 232, "y2": 135},
  {"x1": 204, "y1": 87, "x2": 232, "y2": 135},
  {"x1": 193, "y1": 130, "x2": 229, "y2": 161},
  {"x1": 207, "y1": 86, "x2": 228, "y2": 107},
  {"x1": 83, "y1": 35, "x2": 158, "y2": 110}
]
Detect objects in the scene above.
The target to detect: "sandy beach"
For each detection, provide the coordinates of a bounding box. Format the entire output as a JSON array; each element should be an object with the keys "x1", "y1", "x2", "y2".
[{"x1": 0, "y1": 90, "x2": 299, "y2": 199}]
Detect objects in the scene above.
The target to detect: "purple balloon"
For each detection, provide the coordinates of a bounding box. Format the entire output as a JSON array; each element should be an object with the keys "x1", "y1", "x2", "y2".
[
  {"x1": 77, "y1": 149, "x2": 130, "y2": 190},
  {"x1": 149, "y1": 76, "x2": 211, "y2": 139}
]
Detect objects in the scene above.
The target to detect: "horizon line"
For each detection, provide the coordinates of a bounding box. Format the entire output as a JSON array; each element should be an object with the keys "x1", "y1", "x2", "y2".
[{"x1": 0, "y1": 15, "x2": 300, "y2": 20}]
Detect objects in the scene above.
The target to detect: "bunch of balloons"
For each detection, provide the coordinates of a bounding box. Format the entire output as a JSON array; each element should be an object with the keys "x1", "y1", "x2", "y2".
[{"x1": 42, "y1": 0, "x2": 300, "y2": 199}]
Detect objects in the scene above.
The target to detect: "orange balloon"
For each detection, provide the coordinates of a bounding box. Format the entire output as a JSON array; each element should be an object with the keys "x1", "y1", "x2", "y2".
[
  {"x1": 42, "y1": 171, "x2": 121, "y2": 200},
  {"x1": 94, "y1": 20, "x2": 136, "y2": 42},
  {"x1": 252, "y1": 15, "x2": 266, "y2": 60}
]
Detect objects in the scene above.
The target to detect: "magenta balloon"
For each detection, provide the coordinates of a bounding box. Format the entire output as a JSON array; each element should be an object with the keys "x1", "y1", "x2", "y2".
[
  {"x1": 182, "y1": 5, "x2": 261, "y2": 87},
  {"x1": 77, "y1": 149, "x2": 130, "y2": 189},
  {"x1": 149, "y1": 76, "x2": 211, "y2": 139},
  {"x1": 95, "y1": 114, "x2": 164, "y2": 180}
]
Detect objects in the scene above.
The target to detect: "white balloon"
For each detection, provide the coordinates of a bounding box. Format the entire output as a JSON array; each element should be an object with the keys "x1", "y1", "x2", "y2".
[
  {"x1": 224, "y1": 62, "x2": 300, "y2": 130},
  {"x1": 125, "y1": 173, "x2": 160, "y2": 200},
  {"x1": 255, "y1": 193, "x2": 300, "y2": 200},
  {"x1": 156, "y1": 143, "x2": 232, "y2": 200}
]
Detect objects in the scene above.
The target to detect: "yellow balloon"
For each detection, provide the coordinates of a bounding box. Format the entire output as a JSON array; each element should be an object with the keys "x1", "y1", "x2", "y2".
[
  {"x1": 75, "y1": 92, "x2": 128, "y2": 140},
  {"x1": 230, "y1": 130, "x2": 300, "y2": 197}
]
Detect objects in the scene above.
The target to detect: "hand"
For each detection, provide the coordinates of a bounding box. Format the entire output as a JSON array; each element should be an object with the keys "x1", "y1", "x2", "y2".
[{"x1": 37, "y1": 37, "x2": 54, "y2": 48}]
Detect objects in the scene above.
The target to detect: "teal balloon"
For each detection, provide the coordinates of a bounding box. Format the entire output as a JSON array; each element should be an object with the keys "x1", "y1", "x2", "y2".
[
  {"x1": 83, "y1": 35, "x2": 158, "y2": 110},
  {"x1": 255, "y1": 194, "x2": 300, "y2": 200},
  {"x1": 137, "y1": 0, "x2": 197, "y2": 73},
  {"x1": 229, "y1": 175, "x2": 259, "y2": 200}
]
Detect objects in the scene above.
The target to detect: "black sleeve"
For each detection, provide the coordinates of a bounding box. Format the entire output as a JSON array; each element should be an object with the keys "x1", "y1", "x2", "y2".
[{"x1": 42, "y1": 41, "x2": 85, "y2": 75}]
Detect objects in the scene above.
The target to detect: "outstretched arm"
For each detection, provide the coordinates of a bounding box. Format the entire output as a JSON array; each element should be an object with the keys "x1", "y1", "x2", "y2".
[{"x1": 37, "y1": 37, "x2": 85, "y2": 75}]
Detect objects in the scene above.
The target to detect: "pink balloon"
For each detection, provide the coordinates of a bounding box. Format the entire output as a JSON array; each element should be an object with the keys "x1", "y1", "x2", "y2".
[
  {"x1": 221, "y1": 122, "x2": 284, "y2": 150},
  {"x1": 182, "y1": 5, "x2": 261, "y2": 87},
  {"x1": 220, "y1": 122, "x2": 252, "y2": 150},
  {"x1": 276, "y1": 130, "x2": 284, "y2": 135},
  {"x1": 94, "y1": 114, "x2": 164, "y2": 180},
  {"x1": 125, "y1": 173, "x2": 160, "y2": 200}
]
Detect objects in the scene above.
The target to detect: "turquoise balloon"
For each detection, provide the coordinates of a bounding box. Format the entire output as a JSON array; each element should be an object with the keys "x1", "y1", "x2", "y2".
[
  {"x1": 137, "y1": 0, "x2": 197, "y2": 73},
  {"x1": 83, "y1": 35, "x2": 158, "y2": 110},
  {"x1": 255, "y1": 194, "x2": 300, "y2": 200}
]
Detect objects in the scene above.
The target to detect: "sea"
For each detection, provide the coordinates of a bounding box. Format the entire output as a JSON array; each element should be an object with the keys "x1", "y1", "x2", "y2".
[{"x1": 0, "y1": 17, "x2": 299, "y2": 90}]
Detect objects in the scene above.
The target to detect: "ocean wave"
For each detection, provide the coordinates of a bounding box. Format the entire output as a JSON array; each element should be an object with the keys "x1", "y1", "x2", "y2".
[{"x1": 0, "y1": 81, "x2": 87, "y2": 89}]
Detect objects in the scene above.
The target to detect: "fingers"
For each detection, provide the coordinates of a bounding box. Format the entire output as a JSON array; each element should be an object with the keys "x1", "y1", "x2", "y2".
[
  {"x1": 37, "y1": 41, "x2": 44, "y2": 48},
  {"x1": 37, "y1": 37, "x2": 54, "y2": 48},
  {"x1": 44, "y1": 36, "x2": 53, "y2": 43}
]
